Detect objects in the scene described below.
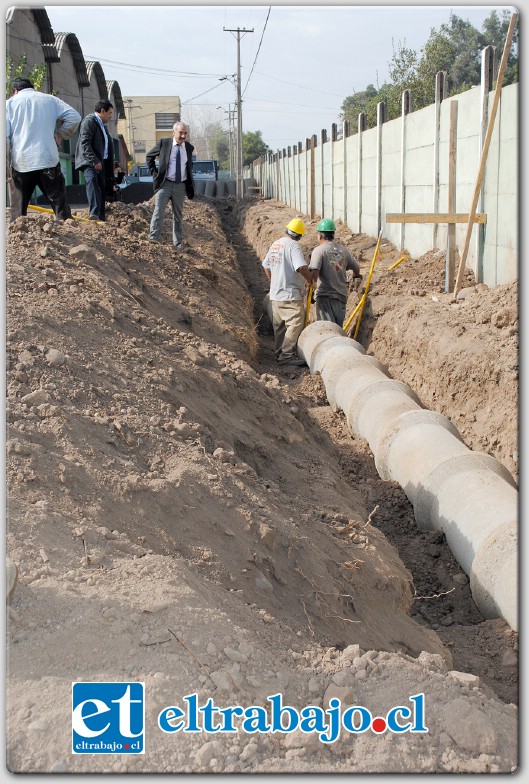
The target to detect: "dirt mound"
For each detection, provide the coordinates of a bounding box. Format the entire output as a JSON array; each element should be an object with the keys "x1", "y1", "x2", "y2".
[{"x1": 5, "y1": 197, "x2": 518, "y2": 773}]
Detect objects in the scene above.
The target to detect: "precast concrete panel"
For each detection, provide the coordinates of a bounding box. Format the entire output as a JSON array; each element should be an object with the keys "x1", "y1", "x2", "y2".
[{"x1": 251, "y1": 82, "x2": 517, "y2": 289}]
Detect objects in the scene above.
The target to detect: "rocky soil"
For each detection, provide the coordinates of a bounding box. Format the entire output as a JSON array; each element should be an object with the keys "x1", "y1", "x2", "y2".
[{"x1": 5, "y1": 194, "x2": 518, "y2": 774}]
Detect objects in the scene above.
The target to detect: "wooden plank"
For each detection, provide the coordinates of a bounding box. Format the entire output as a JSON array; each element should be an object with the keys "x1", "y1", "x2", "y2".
[
  {"x1": 454, "y1": 11, "x2": 518, "y2": 295},
  {"x1": 386, "y1": 213, "x2": 487, "y2": 224}
]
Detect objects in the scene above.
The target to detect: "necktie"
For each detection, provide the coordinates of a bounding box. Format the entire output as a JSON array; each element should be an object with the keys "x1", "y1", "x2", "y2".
[{"x1": 175, "y1": 145, "x2": 181, "y2": 183}]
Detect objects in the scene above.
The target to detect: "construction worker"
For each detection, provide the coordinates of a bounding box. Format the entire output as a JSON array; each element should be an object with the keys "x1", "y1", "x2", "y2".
[
  {"x1": 309, "y1": 218, "x2": 362, "y2": 326},
  {"x1": 262, "y1": 218, "x2": 313, "y2": 367}
]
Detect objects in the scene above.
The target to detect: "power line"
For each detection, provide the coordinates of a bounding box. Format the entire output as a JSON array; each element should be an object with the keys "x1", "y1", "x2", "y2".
[
  {"x1": 251, "y1": 69, "x2": 346, "y2": 99},
  {"x1": 242, "y1": 7, "x2": 271, "y2": 98}
]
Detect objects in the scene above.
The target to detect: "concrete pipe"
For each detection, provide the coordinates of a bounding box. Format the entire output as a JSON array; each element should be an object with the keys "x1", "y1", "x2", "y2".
[
  {"x1": 205, "y1": 180, "x2": 216, "y2": 198},
  {"x1": 297, "y1": 320, "x2": 518, "y2": 630},
  {"x1": 216, "y1": 179, "x2": 227, "y2": 198}
]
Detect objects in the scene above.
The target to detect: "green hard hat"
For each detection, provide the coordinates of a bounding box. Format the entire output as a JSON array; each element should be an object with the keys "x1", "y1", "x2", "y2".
[{"x1": 317, "y1": 218, "x2": 336, "y2": 232}]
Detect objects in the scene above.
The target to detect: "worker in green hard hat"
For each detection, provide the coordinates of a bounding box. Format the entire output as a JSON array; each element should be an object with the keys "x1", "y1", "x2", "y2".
[
  {"x1": 262, "y1": 218, "x2": 313, "y2": 366},
  {"x1": 309, "y1": 218, "x2": 362, "y2": 326}
]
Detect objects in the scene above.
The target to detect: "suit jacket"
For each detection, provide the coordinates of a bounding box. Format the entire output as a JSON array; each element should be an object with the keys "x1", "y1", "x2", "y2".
[
  {"x1": 75, "y1": 114, "x2": 112, "y2": 172},
  {"x1": 146, "y1": 138, "x2": 194, "y2": 199}
]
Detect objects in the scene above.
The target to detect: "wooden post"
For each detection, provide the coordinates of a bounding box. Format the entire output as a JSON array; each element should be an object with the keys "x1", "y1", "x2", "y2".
[
  {"x1": 446, "y1": 100, "x2": 458, "y2": 292},
  {"x1": 454, "y1": 11, "x2": 518, "y2": 296}
]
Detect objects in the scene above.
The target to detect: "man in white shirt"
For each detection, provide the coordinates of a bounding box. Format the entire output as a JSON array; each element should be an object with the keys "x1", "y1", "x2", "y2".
[
  {"x1": 146, "y1": 122, "x2": 195, "y2": 249},
  {"x1": 6, "y1": 77, "x2": 81, "y2": 222},
  {"x1": 262, "y1": 218, "x2": 314, "y2": 366}
]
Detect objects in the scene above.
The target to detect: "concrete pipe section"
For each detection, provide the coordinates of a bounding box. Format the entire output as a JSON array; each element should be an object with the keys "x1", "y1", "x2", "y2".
[{"x1": 297, "y1": 321, "x2": 518, "y2": 631}]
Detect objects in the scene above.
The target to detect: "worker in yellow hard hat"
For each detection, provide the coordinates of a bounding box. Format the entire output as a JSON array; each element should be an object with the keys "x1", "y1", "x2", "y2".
[{"x1": 262, "y1": 218, "x2": 315, "y2": 367}]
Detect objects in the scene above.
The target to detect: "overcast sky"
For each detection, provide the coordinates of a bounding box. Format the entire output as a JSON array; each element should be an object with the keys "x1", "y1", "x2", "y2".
[{"x1": 44, "y1": 3, "x2": 512, "y2": 150}]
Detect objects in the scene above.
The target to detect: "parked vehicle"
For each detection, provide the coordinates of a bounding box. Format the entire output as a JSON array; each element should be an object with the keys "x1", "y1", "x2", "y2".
[
  {"x1": 127, "y1": 164, "x2": 152, "y2": 184},
  {"x1": 192, "y1": 159, "x2": 218, "y2": 181}
]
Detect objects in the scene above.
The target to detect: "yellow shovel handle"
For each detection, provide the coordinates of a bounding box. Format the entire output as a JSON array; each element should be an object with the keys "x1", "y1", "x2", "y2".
[{"x1": 27, "y1": 205, "x2": 103, "y2": 224}]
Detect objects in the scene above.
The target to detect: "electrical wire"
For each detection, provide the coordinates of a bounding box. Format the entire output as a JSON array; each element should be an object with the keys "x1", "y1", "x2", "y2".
[{"x1": 242, "y1": 7, "x2": 271, "y2": 98}]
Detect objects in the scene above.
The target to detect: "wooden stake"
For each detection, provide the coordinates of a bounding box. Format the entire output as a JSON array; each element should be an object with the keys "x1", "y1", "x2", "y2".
[{"x1": 453, "y1": 11, "x2": 518, "y2": 296}]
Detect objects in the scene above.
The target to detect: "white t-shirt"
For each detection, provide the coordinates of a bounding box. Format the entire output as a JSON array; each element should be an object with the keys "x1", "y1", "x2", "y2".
[{"x1": 262, "y1": 236, "x2": 308, "y2": 301}]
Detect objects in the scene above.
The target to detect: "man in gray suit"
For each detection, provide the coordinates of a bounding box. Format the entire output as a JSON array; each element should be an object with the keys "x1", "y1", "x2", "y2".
[{"x1": 146, "y1": 121, "x2": 195, "y2": 249}]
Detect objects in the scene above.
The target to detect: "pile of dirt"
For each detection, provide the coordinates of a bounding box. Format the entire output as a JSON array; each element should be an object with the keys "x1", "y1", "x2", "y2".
[{"x1": 5, "y1": 196, "x2": 518, "y2": 773}]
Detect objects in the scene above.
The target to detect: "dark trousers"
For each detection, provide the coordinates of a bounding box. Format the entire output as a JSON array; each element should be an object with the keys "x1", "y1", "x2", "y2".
[
  {"x1": 83, "y1": 166, "x2": 106, "y2": 220},
  {"x1": 9, "y1": 164, "x2": 71, "y2": 223}
]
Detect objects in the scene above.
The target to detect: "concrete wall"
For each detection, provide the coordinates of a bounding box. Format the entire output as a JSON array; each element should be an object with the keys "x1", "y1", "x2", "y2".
[{"x1": 251, "y1": 82, "x2": 518, "y2": 288}]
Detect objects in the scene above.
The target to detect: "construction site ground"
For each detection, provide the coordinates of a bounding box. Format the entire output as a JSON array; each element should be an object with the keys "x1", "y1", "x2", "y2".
[{"x1": 5, "y1": 195, "x2": 518, "y2": 774}]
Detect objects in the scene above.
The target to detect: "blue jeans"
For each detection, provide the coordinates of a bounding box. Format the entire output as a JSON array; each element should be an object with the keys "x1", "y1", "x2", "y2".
[
  {"x1": 149, "y1": 180, "x2": 186, "y2": 245},
  {"x1": 84, "y1": 166, "x2": 106, "y2": 220}
]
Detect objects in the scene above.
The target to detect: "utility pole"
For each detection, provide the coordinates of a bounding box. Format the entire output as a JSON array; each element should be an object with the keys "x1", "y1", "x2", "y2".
[
  {"x1": 124, "y1": 98, "x2": 142, "y2": 165},
  {"x1": 223, "y1": 26, "x2": 253, "y2": 199},
  {"x1": 224, "y1": 105, "x2": 236, "y2": 177}
]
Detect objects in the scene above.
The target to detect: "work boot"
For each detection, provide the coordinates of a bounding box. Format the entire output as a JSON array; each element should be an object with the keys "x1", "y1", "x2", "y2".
[{"x1": 279, "y1": 358, "x2": 306, "y2": 367}]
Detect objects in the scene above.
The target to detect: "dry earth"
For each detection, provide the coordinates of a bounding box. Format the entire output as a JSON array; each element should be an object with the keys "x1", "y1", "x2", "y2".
[{"x1": 5, "y1": 193, "x2": 518, "y2": 774}]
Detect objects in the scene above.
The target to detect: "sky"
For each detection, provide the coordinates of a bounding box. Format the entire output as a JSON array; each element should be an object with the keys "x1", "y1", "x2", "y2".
[{"x1": 42, "y1": 3, "x2": 513, "y2": 151}]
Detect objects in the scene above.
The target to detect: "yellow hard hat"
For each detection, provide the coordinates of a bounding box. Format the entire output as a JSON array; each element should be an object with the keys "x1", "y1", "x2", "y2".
[{"x1": 286, "y1": 218, "x2": 305, "y2": 237}]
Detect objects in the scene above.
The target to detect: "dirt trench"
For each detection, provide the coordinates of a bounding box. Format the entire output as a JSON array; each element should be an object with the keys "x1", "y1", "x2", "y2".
[
  {"x1": 5, "y1": 196, "x2": 518, "y2": 773},
  {"x1": 216, "y1": 198, "x2": 518, "y2": 706}
]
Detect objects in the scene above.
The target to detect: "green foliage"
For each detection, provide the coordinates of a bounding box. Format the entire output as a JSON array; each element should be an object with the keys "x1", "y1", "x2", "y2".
[
  {"x1": 242, "y1": 130, "x2": 270, "y2": 167},
  {"x1": 341, "y1": 10, "x2": 519, "y2": 130},
  {"x1": 6, "y1": 53, "x2": 46, "y2": 99},
  {"x1": 207, "y1": 126, "x2": 230, "y2": 170}
]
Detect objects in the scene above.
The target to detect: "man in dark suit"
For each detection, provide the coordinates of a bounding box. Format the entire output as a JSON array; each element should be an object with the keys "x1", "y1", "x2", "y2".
[
  {"x1": 75, "y1": 100, "x2": 114, "y2": 221},
  {"x1": 146, "y1": 121, "x2": 194, "y2": 248}
]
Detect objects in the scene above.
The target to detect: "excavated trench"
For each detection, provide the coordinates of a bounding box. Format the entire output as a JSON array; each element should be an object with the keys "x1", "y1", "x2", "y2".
[{"x1": 216, "y1": 199, "x2": 518, "y2": 706}]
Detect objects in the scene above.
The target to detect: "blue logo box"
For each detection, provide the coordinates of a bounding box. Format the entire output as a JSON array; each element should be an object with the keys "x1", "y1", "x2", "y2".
[{"x1": 72, "y1": 682, "x2": 145, "y2": 754}]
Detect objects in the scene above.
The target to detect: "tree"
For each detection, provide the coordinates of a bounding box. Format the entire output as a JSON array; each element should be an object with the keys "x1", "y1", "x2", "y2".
[
  {"x1": 242, "y1": 130, "x2": 270, "y2": 167},
  {"x1": 341, "y1": 10, "x2": 518, "y2": 130},
  {"x1": 6, "y1": 53, "x2": 46, "y2": 98},
  {"x1": 481, "y1": 10, "x2": 518, "y2": 85}
]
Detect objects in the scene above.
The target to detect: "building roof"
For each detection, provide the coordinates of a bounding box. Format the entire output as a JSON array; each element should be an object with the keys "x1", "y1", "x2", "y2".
[
  {"x1": 86, "y1": 61, "x2": 109, "y2": 99},
  {"x1": 106, "y1": 81, "x2": 126, "y2": 119},
  {"x1": 54, "y1": 32, "x2": 90, "y2": 87}
]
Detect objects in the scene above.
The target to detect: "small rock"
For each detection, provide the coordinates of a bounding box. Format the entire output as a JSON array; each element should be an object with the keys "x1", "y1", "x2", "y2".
[
  {"x1": 45, "y1": 348, "x2": 66, "y2": 367},
  {"x1": 195, "y1": 740, "x2": 223, "y2": 767},
  {"x1": 323, "y1": 683, "x2": 356, "y2": 707},
  {"x1": 258, "y1": 523, "x2": 278, "y2": 550},
  {"x1": 501, "y1": 650, "x2": 517, "y2": 667},
  {"x1": 224, "y1": 647, "x2": 248, "y2": 663},
  {"x1": 447, "y1": 671, "x2": 480, "y2": 688}
]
